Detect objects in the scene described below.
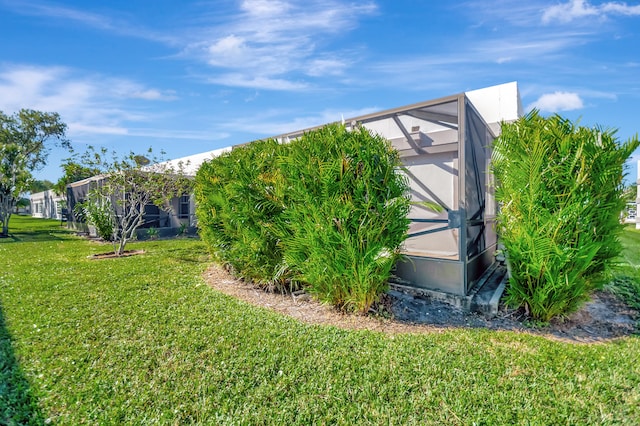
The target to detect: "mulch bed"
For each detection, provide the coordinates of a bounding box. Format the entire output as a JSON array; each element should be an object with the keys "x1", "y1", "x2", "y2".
[
  {"x1": 203, "y1": 264, "x2": 639, "y2": 344},
  {"x1": 88, "y1": 250, "x2": 145, "y2": 259}
]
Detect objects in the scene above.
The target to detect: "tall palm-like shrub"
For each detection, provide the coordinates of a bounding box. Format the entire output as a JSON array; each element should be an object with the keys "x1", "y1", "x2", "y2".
[
  {"x1": 277, "y1": 124, "x2": 410, "y2": 312},
  {"x1": 74, "y1": 191, "x2": 114, "y2": 241},
  {"x1": 195, "y1": 140, "x2": 291, "y2": 289},
  {"x1": 196, "y1": 124, "x2": 411, "y2": 312},
  {"x1": 493, "y1": 111, "x2": 639, "y2": 321}
]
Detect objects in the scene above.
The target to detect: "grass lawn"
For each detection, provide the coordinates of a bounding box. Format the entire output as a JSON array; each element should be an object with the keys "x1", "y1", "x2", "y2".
[
  {"x1": 1, "y1": 216, "x2": 639, "y2": 424},
  {"x1": 608, "y1": 226, "x2": 640, "y2": 311}
]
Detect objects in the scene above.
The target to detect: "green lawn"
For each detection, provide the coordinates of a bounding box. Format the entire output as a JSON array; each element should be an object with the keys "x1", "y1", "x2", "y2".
[
  {"x1": 608, "y1": 225, "x2": 640, "y2": 311},
  {"x1": 1, "y1": 216, "x2": 639, "y2": 424}
]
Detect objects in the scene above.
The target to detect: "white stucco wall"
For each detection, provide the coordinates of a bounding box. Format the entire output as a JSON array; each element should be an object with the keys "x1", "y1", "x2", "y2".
[
  {"x1": 636, "y1": 160, "x2": 640, "y2": 230},
  {"x1": 465, "y1": 81, "x2": 522, "y2": 135},
  {"x1": 30, "y1": 190, "x2": 64, "y2": 220}
]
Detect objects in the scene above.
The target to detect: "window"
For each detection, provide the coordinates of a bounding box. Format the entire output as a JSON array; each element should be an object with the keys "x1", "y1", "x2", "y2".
[{"x1": 178, "y1": 195, "x2": 190, "y2": 219}]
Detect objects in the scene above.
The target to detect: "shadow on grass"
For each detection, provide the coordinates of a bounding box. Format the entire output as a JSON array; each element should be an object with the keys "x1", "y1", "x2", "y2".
[
  {"x1": 163, "y1": 244, "x2": 210, "y2": 263},
  {"x1": 0, "y1": 229, "x2": 71, "y2": 244},
  {"x1": 0, "y1": 216, "x2": 74, "y2": 244},
  {"x1": 0, "y1": 302, "x2": 45, "y2": 425}
]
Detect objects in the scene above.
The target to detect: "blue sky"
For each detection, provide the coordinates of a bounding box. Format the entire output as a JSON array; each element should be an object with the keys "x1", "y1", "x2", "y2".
[{"x1": 1, "y1": 0, "x2": 639, "y2": 183}]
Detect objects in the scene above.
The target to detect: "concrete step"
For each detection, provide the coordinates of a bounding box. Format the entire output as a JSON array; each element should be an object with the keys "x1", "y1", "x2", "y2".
[
  {"x1": 469, "y1": 264, "x2": 508, "y2": 316},
  {"x1": 389, "y1": 262, "x2": 507, "y2": 317}
]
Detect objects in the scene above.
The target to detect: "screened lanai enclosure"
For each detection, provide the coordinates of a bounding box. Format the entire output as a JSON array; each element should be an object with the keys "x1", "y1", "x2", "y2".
[
  {"x1": 274, "y1": 82, "x2": 521, "y2": 297},
  {"x1": 66, "y1": 174, "x2": 194, "y2": 237},
  {"x1": 71, "y1": 82, "x2": 520, "y2": 298}
]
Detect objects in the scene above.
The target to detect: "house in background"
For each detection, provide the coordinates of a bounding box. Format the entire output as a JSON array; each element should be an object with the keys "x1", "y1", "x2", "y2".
[
  {"x1": 65, "y1": 173, "x2": 198, "y2": 238},
  {"x1": 62, "y1": 81, "x2": 520, "y2": 300},
  {"x1": 637, "y1": 160, "x2": 640, "y2": 229},
  {"x1": 30, "y1": 190, "x2": 64, "y2": 220},
  {"x1": 64, "y1": 146, "x2": 233, "y2": 237}
]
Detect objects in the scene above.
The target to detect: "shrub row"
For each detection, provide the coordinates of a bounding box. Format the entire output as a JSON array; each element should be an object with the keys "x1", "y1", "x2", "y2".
[
  {"x1": 492, "y1": 111, "x2": 639, "y2": 321},
  {"x1": 195, "y1": 124, "x2": 410, "y2": 312}
]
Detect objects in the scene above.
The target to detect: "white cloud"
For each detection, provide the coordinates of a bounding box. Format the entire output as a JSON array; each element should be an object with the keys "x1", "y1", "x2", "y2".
[
  {"x1": 109, "y1": 80, "x2": 178, "y2": 101},
  {"x1": 306, "y1": 58, "x2": 349, "y2": 77},
  {"x1": 207, "y1": 35, "x2": 247, "y2": 66},
  {"x1": 602, "y1": 2, "x2": 640, "y2": 16},
  {"x1": 0, "y1": 1, "x2": 371, "y2": 92},
  {"x1": 459, "y1": 1, "x2": 546, "y2": 28},
  {"x1": 542, "y1": 0, "x2": 640, "y2": 24},
  {"x1": 368, "y1": 32, "x2": 582, "y2": 90},
  {"x1": 496, "y1": 57, "x2": 514, "y2": 64},
  {"x1": 221, "y1": 106, "x2": 379, "y2": 135},
  {"x1": 241, "y1": 0, "x2": 292, "y2": 17},
  {"x1": 474, "y1": 35, "x2": 583, "y2": 62},
  {"x1": 0, "y1": 65, "x2": 93, "y2": 114},
  {"x1": 0, "y1": 64, "x2": 186, "y2": 141},
  {"x1": 129, "y1": 89, "x2": 175, "y2": 101},
  {"x1": 67, "y1": 124, "x2": 229, "y2": 141},
  {"x1": 10, "y1": 1, "x2": 114, "y2": 29},
  {"x1": 0, "y1": 65, "x2": 178, "y2": 106},
  {"x1": 542, "y1": 0, "x2": 599, "y2": 23},
  {"x1": 208, "y1": 74, "x2": 308, "y2": 91},
  {"x1": 0, "y1": 64, "x2": 173, "y2": 110},
  {"x1": 187, "y1": 0, "x2": 377, "y2": 90},
  {"x1": 126, "y1": 128, "x2": 229, "y2": 140},
  {"x1": 2, "y1": 0, "x2": 176, "y2": 43},
  {"x1": 68, "y1": 123, "x2": 129, "y2": 136},
  {"x1": 526, "y1": 91, "x2": 584, "y2": 112}
]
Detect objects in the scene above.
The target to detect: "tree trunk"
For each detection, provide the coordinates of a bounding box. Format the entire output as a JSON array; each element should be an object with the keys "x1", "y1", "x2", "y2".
[
  {"x1": 116, "y1": 238, "x2": 127, "y2": 256},
  {"x1": 0, "y1": 194, "x2": 12, "y2": 237},
  {"x1": 0, "y1": 211, "x2": 10, "y2": 237}
]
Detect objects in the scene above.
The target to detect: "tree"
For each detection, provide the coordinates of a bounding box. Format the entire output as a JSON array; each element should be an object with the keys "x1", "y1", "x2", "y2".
[
  {"x1": 623, "y1": 183, "x2": 637, "y2": 203},
  {"x1": 28, "y1": 179, "x2": 55, "y2": 194},
  {"x1": 0, "y1": 109, "x2": 69, "y2": 237},
  {"x1": 15, "y1": 198, "x2": 30, "y2": 214},
  {"x1": 54, "y1": 157, "x2": 102, "y2": 204},
  {"x1": 81, "y1": 147, "x2": 191, "y2": 256}
]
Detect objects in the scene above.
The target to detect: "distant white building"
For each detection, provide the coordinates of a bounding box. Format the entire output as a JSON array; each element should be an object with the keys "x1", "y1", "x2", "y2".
[
  {"x1": 637, "y1": 160, "x2": 640, "y2": 229},
  {"x1": 30, "y1": 190, "x2": 65, "y2": 220}
]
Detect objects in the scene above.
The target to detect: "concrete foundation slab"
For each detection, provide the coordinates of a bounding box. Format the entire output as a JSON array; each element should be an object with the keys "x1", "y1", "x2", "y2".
[{"x1": 390, "y1": 263, "x2": 507, "y2": 317}]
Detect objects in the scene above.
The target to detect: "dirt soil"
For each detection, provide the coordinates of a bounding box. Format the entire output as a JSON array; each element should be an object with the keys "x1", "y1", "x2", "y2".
[
  {"x1": 88, "y1": 249, "x2": 145, "y2": 259},
  {"x1": 203, "y1": 265, "x2": 639, "y2": 344}
]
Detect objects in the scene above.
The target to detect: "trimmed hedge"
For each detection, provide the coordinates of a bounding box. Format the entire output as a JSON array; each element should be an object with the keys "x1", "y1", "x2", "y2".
[
  {"x1": 195, "y1": 124, "x2": 410, "y2": 312},
  {"x1": 492, "y1": 111, "x2": 639, "y2": 321},
  {"x1": 278, "y1": 124, "x2": 411, "y2": 312},
  {"x1": 195, "y1": 139, "x2": 288, "y2": 288}
]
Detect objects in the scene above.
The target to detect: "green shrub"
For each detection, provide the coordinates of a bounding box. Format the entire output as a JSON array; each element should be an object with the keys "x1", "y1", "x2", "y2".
[
  {"x1": 195, "y1": 124, "x2": 410, "y2": 312},
  {"x1": 492, "y1": 111, "x2": 639, "y2": 321},
  {"x1": 195, "y1": 139, "x2": 290, "y2": 289},
  {"x1": 146, "y1": 227, "x2": 159, "y2": 240},
  {"x1": 278, "y1": 124, "x2": 410, "y2": 312},
  {"x1": 75, "y1": 191, "x2": 115, "y2": 241},
  {"x1": 608, "y1": 273, "x2": 640, "y2": 311}
]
